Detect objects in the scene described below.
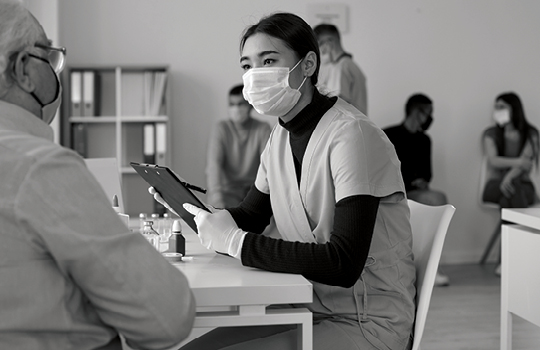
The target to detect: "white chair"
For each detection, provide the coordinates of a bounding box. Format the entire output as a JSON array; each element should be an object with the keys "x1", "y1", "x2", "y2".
[
  {"x1": 408, "y1": 199, "x2": 456, "y2": 350},
  {"x1": 84, "y1": 157, "x2": 125, "y2": 212}
]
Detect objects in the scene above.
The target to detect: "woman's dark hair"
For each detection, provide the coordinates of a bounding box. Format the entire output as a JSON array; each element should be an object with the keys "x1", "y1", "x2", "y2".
[
  {"x1": 240, "y1": 12, "x2": 320, "y2": 86},
  {"x1": 487, "y1": 92, "x2": 539, "y2": 165}
]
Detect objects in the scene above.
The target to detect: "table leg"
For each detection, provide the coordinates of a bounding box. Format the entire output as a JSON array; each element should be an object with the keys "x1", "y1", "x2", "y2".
[{"x1": 501, "y1": 226, "x2": 512, "y2": 350}]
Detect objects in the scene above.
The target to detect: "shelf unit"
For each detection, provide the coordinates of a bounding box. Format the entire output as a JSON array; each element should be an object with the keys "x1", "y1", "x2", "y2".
[{"x1": 61, "y1": 65, "x2": 171, "y2": 216}]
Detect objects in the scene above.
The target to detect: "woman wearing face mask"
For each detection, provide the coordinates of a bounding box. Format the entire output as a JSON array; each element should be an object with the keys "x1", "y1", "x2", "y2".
[
  {"x1": 482, "y1": 92, "x2": 539, "y2": 209},
  {"x1": 179, "y1": 12, "x2": 415, "y2": 350}
]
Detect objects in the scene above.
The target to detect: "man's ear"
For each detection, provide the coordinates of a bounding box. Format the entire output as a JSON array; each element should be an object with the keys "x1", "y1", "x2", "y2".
[
  {"x1": 302, "y1": 51, "x2": 318, "y2": 78},
  {"x1": 10, "y1": 51, "x2": 35, "y2": 93}
]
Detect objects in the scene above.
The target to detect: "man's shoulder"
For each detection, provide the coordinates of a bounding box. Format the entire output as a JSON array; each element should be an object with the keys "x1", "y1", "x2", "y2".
[{"x1": 383, "y1": 123, "x2": 405, "y2": 135}]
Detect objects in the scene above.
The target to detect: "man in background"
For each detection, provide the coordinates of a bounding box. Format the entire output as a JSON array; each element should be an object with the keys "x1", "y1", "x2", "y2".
[
  {"x1": 313, "y1": 23, "x2": 368, "y2": 115},
  {"x1": 0, "y1": 1, "x2": 195, "y2": 348},
  {"x1": 384, "y1": 93, "x2": 450, "y2": 286},
  {"x1": 206, "y1": 84, "x2": 271, "y2": 208}
]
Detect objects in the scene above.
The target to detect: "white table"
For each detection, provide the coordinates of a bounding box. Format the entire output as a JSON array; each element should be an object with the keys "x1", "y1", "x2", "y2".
[
  {"x1": 171, "y1": 228, "x2": 313, "y2": 350},
  {"x1": 501, "y1": 208, "x2": 540, "y2": 350}
]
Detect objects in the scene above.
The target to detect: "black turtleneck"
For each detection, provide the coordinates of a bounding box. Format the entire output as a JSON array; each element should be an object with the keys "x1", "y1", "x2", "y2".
[
  {"x1": 279, "y1": 90, "x2": 336, "y2": 183},
  {"x1": 227, "y1": 90, "x2": 379, "y2": 288}
]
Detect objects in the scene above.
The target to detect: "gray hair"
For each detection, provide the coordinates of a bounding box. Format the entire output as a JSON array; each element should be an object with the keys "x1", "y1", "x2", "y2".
[{"x1": 0, "y1": 0, "x2": 42, "y2": 89}]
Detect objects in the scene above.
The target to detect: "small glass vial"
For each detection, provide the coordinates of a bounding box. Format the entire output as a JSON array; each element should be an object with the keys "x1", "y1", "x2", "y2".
[
  {"x1": 161, "y1": 213, "x2": 172, "y2": 242},
  {"x1": 151, "y1": 213, "x2": 161, "y2": 234},
  {"x1": 139, "y1": 213, "x2": 147, "y2": 233},
  {"x1": 141, "y1": 220, "x2": 160, "y2": 251}
]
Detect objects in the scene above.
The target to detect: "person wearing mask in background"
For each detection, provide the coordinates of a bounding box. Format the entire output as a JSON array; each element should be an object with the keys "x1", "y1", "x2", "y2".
[
  {"x1": 154, "y1": 12, "x2": 415, "y2": 350},
  {"x1": 206, "y1": 84, "x2": 271, "y2": 208},
  {"x1": 384, "y1": 93, "x2": 450, "y2": 287},
  {"x1": 482, "y1": 92, "x2": 539, "y2": 275},
  {"x1": 0, "y1": 1, "x2": 195, "y2": 349},
  {"x1": 313, "y1": 23, "x2": 368, "y2": 115}
]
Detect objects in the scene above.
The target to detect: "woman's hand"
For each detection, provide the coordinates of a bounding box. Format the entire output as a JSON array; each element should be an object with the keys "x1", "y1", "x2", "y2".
[
  {"x1": 148, "y1": 186, "x2": 216, "y2": 216},
  {"x1": 518, "y1": 156, "x2": 533, "y2": 172},
  {"x1": 148, "y1": 186, "x2": 180, "y2": 216},
  {"x1": 183, "y1": 203, "x2": 246, "y2": 259},
  {"x1": 500, "y1": 174, "x2": 515, "y2": 198}
]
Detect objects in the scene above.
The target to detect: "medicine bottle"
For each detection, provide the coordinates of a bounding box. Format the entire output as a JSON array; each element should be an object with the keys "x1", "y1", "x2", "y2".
[
  {"x1": 141, "y1": 220, "x2": 160, "y2": 251},
  {"x1": 170, "y1": 220, "x2": 185, "y2": 256}
]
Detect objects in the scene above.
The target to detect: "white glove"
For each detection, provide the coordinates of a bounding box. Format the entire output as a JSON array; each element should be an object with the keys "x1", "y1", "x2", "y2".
[
  {"x1": 183, "y1": 203, "x2": 246, "y2": 260},
  {"x1": 148, "y1": 186, "x2": 216, "y2": 217},
  {"x1": 148, "y1": 186, "x2": 179, "y2": 216}
]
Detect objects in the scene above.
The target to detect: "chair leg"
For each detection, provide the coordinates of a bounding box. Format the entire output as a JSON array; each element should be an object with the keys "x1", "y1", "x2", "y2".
[{"x1": 479, "y1": 220, "x2": 502, "y2": 265}]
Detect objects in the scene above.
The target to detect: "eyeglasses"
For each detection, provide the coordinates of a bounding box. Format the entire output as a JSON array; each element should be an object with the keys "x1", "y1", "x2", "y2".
[{"x1": 34, "y1": 43, "x2": 66, "y2": 74}]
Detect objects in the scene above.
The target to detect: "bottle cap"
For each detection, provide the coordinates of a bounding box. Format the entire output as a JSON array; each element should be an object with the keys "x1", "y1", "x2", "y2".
[
  {"x1": 172, "y1": 220, "x2": 182, "y2": 233},
  {"x1": 139, "y1": 213, "x2": 147, "y2": 219}
]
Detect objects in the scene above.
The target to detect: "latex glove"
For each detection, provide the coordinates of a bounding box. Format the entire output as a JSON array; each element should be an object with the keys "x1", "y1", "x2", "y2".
[
  {"x1": 148, "y1": 186, "x2": 217, "y2": 216},
  {"x1": 148, "y1": 186, "x2": 180, "y2": 216},
  {"x1": 183, "y1": 203, "x2": 246, "y2": 260}
]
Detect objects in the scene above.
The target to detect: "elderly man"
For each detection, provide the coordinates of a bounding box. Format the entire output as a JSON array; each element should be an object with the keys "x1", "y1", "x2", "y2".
[{"x1": 0, "y1": 1, "x2": 195, "y2": 349}]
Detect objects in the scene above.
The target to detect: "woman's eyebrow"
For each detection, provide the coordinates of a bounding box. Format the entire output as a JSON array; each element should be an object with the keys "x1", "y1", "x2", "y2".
[{"x1": 240, "y1": 50, "x2": 280, "y2": 63}]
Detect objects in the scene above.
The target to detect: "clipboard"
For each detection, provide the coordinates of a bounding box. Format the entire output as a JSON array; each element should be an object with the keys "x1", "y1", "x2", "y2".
[{"x1": 130, "y1": 162, "x2": 210, "y2": 233}]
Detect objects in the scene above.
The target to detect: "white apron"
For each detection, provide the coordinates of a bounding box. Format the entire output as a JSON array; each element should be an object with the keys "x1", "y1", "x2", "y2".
[{"x1": 255, "y1": 99, "x2": 416, "y2": 350}]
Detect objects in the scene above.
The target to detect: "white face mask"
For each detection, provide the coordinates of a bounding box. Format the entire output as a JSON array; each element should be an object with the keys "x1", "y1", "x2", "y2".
[
  {"x1": 242, "y1": 59, "x2": 307, "y2": 117},
  {"x1": 493, "y1": 108, "x2": 510, "y2": 127}
]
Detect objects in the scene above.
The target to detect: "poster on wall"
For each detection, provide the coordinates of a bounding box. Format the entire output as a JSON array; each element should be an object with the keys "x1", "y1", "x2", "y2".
[{"x1": 307, "y1": 3, "x2": 349, "y2": 34}]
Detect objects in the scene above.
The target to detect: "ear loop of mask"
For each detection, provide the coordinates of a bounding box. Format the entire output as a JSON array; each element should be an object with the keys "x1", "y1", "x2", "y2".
[{"x1": 290, "y1": 58, "x2": 308, "y2": 91}]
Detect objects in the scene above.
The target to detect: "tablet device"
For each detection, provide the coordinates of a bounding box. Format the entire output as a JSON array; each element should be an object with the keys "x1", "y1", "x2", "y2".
[{"x1": 130, "y1": 162, "x2": 210, "y2": 233}]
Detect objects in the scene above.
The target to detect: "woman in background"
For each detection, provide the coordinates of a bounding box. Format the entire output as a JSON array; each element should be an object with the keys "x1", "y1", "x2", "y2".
[{"x1": 482, "y1": 92, "x2": 539, "y2": 208}]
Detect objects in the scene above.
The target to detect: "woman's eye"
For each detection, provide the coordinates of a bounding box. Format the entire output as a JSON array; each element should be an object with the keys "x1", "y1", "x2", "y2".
[
  {"x1": 263, "y1": 58, "x2": 275, "y2": 66},
  {"x1": 241, "y1": 64, "x2": 251, "y2": 71}
]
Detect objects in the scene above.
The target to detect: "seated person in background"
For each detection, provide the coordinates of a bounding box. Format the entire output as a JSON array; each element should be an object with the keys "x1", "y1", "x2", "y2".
[
  {"x1": 313, "y1": 23, "x2": 368, "y2": 115},
  {"x1": 0, "y1": 1, "x2": 195, "y2": 348},
  {"x1": 384, "y1": 93, "x2": 450, "y2": 286},
  {"x1": 482, "y1": 92, "x2": 539, "y2": 209},
  {"x1": 206, "y1": 84, "x2": 271, "y2": 208}
]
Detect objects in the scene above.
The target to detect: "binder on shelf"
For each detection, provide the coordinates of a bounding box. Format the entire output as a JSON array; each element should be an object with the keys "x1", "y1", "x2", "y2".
[
  {"x1": 70, "y1": 71, "x2": 82, "y2": 117},
  {"x1": 143, "y1": 71, "x2": 153, "y2": 116},
  {"x1": 155, "y1": 123, "x2": 166, "y2": 165},
  {"x1": 150, "y1": 71, "x2": 167, "y2": 116},
  {"x1": 72, "y1": 124, "x2": 87, "y2": 157},
  {"x1": 82, "y1": 70, "x2": 96, "y2": 116},
  {"x1": 143, "y1": 123, "x2": 155, "y2": 164}
]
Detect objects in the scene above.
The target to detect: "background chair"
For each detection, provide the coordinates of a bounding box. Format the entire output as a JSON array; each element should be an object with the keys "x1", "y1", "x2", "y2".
[
  {"x1": 408, "y1": 199, "x2": 456, "y2": 350},
  {"x1": 478, "y1": 156, "x2": 502, "y2": 264},
  {"x1": 84, "y1": 157, "x2": 125, "y2": 213},
  {"x1": 478, "y1": 156, "x2": 540, "y2": 264}
]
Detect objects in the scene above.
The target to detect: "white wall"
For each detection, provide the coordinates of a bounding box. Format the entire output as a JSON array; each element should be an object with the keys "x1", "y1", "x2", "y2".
[{"x1": 57, "y1": 0, "x2": 540, "y2": 264}]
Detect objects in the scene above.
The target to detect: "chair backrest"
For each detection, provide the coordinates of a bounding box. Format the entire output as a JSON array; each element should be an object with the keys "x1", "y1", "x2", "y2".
[
  {"x1": 84, "y1": 157, "x2": 125, "y2": 213},
  {"x1": 408, "y1": 199, "x2": 456, "y2": 350}
]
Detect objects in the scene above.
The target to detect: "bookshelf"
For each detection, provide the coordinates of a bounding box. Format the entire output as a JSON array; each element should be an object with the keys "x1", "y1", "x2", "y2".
[{"x1": 61, "y1": 65, "x2": 171, "y2": 216}]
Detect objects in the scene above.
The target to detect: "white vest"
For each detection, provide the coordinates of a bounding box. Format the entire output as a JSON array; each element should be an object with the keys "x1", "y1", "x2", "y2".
[{"x1": 255, "y1": 99, "x2": 416, "y2": 349}]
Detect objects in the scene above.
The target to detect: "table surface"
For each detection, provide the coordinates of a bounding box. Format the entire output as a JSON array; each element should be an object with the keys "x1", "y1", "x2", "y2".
[
  {"x1": 502, "y1": 208, "x2": 540, "y2": 230},
  {"x1": 168, "y1": 226, "x2": 313, "y2": 308}
]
